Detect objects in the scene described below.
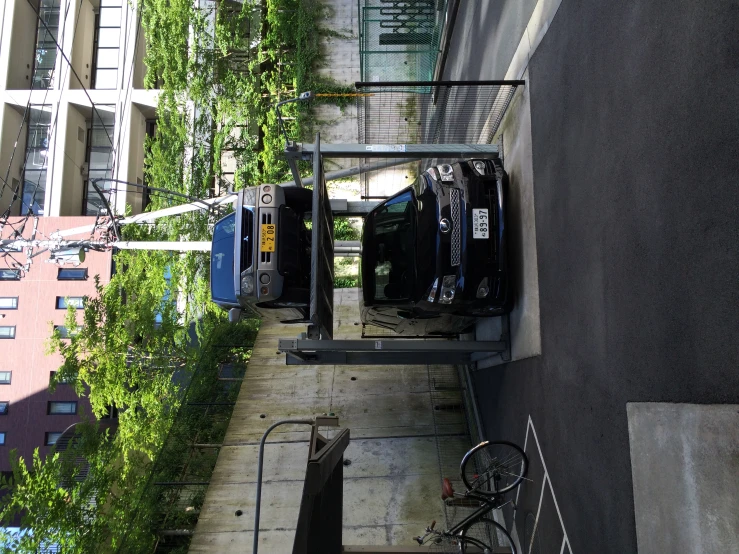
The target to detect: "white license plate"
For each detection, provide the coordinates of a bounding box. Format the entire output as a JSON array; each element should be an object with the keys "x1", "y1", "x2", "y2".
[{"x1": 472, "y1": 209, "x2": 490, "y2": 239}]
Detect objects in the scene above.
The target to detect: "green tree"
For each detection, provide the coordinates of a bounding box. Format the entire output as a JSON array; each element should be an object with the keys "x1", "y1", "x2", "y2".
[
  {"x1": 48, "y1": 251, "x2": 193, "y2": 460},
  {"x1": 0, "y1": 423, "x2": 155, "y2": 553}
]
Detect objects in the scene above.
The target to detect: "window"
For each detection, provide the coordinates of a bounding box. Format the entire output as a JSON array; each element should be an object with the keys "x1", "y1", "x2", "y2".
[
  {"x1": 0, "y1": 403, "x2": 7, "y2": 415},
  {"x1": 0, "y1": 270, "x2": 20, "y2": 281},
  {"x1": 45, "y1": 432, "x2": 62, "y2": 446},
  {"x1": 48, "y1": 401, "x2": 77, "y2": 415},
  {"x1": 21, "y1": 106, "x2": 52, "y2": 215},
  {"x1": 50, "y1": 371, "x2": 71, "y2": 385},
  {"x1": 57, "y1": 268, "x2": 87, "y2": 280},
  {"x1": 32, "y1": 0, "x2": 61, "y2": 90},
  {"x1": 56, "y1": 296, "x2": 85, "y2": 309},
  {"x1": 0, "y1": 372, "x2": 10, "y2": 384},
  {"x1": 365, "y1": 190, "x2": 416, "y2": 301},
  {"x1": 82, "y1": 106, "x2": 115, "y2": 215},
  {"x1": 0, "y1": 327, "x2": 16, "y2": 339},
  {"x1": 54, "y1": 325, "x2": 81, "y2": 338},
  {"x1": 210, "y1": 213, "x2": 238, "y2": 304},
  {"x1": 0, "y1": 298, "x2": 18, "y2": 310},
  {"x1": 0, "y1": 433, "x2": 5, "y2": 445},
  {"x1": 91, "y1": 0, "x2": 122, "y2": 89}
]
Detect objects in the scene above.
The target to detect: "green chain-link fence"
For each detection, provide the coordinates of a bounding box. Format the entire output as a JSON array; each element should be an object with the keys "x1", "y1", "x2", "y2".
[{"x1": 359, "y1": 0, "x2": 448, "y2": 82}]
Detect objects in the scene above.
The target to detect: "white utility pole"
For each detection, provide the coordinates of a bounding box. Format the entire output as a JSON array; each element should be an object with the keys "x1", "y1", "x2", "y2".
[
  {"x1": 54, "y1": 194, "x2": 237, "y2": 239},
  {"x1": 116, "y1": 241, "x2": 211, "y2": 252}
]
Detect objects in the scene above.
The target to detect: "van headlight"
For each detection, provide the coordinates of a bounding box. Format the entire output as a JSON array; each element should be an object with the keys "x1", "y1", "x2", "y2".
[
  {"x1": 241, "y1": 273, "x2": 254, "y2": 295},
  {"x1": 473, "y1": 161, "x2": 486, "y2": 175}
]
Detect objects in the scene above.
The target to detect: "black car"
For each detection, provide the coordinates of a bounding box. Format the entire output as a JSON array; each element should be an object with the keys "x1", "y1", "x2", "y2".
[{"x1": 360, "y1": 158, "x2": 511, "y2": 335}]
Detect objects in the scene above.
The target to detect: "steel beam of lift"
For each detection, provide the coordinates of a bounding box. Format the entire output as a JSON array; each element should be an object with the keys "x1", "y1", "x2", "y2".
[{"x1": 279, "y1": 135, "x2": 509, "y2": 365}]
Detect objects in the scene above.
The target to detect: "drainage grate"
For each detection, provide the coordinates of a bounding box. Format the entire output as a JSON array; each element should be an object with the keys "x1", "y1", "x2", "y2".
[{"x1": 428, "y1": 364, "x2": 475, "y2": 528}]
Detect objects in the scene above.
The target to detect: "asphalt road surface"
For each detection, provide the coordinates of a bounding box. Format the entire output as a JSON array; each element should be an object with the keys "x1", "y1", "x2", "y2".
[{"x1": 445, "y1": 0, "x2": 739, "y2": 552}]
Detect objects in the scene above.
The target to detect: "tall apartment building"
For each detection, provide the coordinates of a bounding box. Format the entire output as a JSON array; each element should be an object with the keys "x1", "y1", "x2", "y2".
[
  {"x1": 0, "y1": 0, "x2": 156, "y2": 470},
  {"x1": 0, "y1": 0, "x2": 157, "y2": 219}
]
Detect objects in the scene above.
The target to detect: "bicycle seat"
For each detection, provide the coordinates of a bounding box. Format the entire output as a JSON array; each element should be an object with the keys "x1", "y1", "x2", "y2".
[{"x1": 441, "y1": 477, "x2": 455, "y2": 500}]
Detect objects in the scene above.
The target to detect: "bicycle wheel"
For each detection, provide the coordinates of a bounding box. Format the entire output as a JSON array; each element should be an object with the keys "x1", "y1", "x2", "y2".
[
  {"x1": 461, "y1": 517, "x2": 516, "y2": 554},
  {"x1": 460, "y1": 441, "x2": 528, "y2": 495}
]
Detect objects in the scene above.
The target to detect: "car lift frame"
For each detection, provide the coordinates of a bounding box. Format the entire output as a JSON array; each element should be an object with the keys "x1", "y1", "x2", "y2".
[{"x1": 277, "y1": 134, "x2": 511, "y2": 366}]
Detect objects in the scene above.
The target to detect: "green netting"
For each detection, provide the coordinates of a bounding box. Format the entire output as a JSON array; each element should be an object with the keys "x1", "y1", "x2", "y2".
[{"x1": 359, "y1": 0, "x2": 448, "y2": 82}]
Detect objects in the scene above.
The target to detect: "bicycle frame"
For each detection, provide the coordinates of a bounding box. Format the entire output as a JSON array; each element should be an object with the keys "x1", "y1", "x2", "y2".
[{"x1": 445, "y1": 490, "x2": 503, "y2": 536}]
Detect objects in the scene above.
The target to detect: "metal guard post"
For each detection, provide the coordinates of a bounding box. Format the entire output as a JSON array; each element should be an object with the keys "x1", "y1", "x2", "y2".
[{"x1": 253, "y1": 418, "x2": 315, "y2": 554}]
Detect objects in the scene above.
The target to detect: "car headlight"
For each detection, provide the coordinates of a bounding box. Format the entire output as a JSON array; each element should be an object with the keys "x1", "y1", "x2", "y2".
[
  {"x1": 438, "y1": 164, "x2": 455, "y2": 183},
  {"x1": 473, "y1": 161, "x2": 486, "y2": 175},
  {"x1": 241, "y1": 273, "x2": 254, "y2": 295},
  {"x1": 439, "y1": 274, "x2": 457, "y2": 304},
  {"x1": 427, "y1": 278, "x2": 439, "y2": 302}
]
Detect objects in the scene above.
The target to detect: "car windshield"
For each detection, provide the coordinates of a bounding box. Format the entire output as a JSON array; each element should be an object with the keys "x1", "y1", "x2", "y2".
[
  {"x1": 366, "y1": 189, "x2": 416, "y2": 301},
  {"x1": 210, "y1": 213, "x2": 237, "y2": 304}
]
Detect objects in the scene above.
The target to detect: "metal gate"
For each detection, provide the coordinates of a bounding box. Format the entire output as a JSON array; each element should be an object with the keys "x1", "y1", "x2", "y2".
[{"x1": 359, "y1": 0, "x2": 449, "y2": 82}]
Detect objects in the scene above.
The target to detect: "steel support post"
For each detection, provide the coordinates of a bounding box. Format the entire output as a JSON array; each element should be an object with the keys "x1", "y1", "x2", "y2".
[
  {"x1": 278, "y1": 339, "x2": 507, "y2": 366},
  {"x1": 284, "y1": 143, "x2": 500, "y2": 160}
]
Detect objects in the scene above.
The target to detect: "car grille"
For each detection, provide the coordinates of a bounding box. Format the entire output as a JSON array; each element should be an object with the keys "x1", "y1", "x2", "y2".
[
  {"x1": 450, "y1": 188, "x2": 461, "y2": 266},
  {"x1": 241, "y1": 208, "x2": 254, "y2": 270}
]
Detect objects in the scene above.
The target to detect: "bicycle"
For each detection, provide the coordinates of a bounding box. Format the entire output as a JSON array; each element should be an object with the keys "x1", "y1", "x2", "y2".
[{"x1": 414, "y1": 440, "x2": 528, "y2": 553}]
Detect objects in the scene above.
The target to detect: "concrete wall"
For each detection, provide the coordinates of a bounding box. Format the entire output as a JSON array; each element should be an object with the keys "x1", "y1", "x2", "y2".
[
  {"x1": 132, "y1": 19, "x2": 147, "y2": 89},
  {"x1": 56, "y1": 104, "x2": 88, "y2": 215},
  {"x1": 311, "y1": 0, "x2": 361, "y2": 172},
  {"x1": 1, "y1": 0, "x2": 37, "y2": 90},
  {"x1": 122, "y1": 104, "x2": 147, "y2": 213},
  {"x1": 69, "y1": 0, "x2": 97, "y2": 90},
  {"x1": 190, "y1": 289, "x2": 470, "y2": 551}
]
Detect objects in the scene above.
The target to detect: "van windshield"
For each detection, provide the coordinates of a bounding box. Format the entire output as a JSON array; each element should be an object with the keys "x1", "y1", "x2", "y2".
[
  {"x1": 363, "y1": 189, "x2": 416, "y2": 302},
  {"x1": 210, "y1": 213, "x2": 237, "y2": 304}
]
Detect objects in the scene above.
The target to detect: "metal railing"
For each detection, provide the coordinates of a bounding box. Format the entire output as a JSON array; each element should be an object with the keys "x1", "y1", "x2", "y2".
[{"x1": 355, "y1": 80, "x2": 524, "y2": 198}]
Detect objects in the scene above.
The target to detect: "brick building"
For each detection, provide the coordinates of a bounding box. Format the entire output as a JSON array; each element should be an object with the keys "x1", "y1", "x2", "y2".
[{"x1": 0, "y1": 216, "x2": 111, "y2": 471}]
